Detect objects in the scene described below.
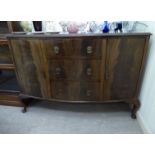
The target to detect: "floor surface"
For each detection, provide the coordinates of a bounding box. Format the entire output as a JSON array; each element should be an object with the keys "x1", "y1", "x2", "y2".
[{"x1": 0, "y1": 102, "x2": 143, "y2": 134}]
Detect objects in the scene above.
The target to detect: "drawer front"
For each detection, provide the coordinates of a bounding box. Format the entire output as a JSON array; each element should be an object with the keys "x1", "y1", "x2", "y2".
[
  {"x1": 0, "y1": 44, "x2": 12, "y2": 64},
  {"x1": 79, "y1": 82, "x2": 101, "y2": 101},
  {"x1": 51, "y1": 81, "x2": 79, "y2": 100},
  {"x1": 80, "y1": 38, "x2": 102, "y2": 58},
  {"x1": 44, "y1": 39, "x2": 73, "y2": 58},
  {"x1": 49, "y1": 60, "x2": 101, "y2": 81},
  {"x1": 51, "y1": 81, "x2": 101, "y2": 101},
  {"x1": 43, "y1": 38, "x2": 104, "y2": 59}
]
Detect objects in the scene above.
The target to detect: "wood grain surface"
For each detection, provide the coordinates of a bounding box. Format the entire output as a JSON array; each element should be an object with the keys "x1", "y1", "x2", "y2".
[{"x1": 8, "y1": 34, "x2": 150, "y2": 103}]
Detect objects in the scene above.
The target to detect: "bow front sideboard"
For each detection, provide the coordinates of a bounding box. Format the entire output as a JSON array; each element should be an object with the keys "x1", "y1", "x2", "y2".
[{"x1": 7, "y1": 33, "x2": 151, "y2": 118}]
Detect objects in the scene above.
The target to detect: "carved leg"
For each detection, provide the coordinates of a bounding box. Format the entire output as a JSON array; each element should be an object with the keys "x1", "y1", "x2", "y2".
[
  {"x1": 22, "y1": 99, "x2": 30, "y2": 113},
  {"x1": 131, "y1": 99, "x2": 140, "y2": 119},
  {"x1": 126, "y1": 99, "x2": 140, "y2": 119},
  {"x1": 19, "y1": 94, "x2": 33, "y2": 113}
]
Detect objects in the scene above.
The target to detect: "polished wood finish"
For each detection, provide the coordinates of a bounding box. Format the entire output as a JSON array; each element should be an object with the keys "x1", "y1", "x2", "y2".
[
  {"x1": 9, "y1": 39, "x2": 42, "y2": 97},
  {"x1": 43, "y1": 38, "x2": 102, "y2": 59},
  {"x1": 7, "y1": 32, "x2": 151, "y2": 38},
  {"x1": 7, "y1": 33, "x2": 151, "y2": 118},
  {"x1": 103, "y1": 36, "x2": 146, "y2": 100}
]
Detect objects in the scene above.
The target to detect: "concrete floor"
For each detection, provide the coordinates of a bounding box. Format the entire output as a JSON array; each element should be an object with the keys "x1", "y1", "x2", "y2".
[{"x1": 0, "y1": 102, "x2": 143, "y2": 134}]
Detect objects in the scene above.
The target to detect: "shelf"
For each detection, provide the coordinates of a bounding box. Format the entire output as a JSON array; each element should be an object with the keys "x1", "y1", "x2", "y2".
[
  {"x1": 0, "y1": 21, "x2": 21, "y2": 107},
  {"x1": 0, "y1": 91, "x2": 22, "y2": 106},
  {"x1": 0, "y1": 34, "x2": 8, "y2": 44},
  {"x1": 0, "y1": 39, "x2": 8, "y2": 45},
  {"x1": 0, "y1": 64, "x2": 15, "y2": 70}
]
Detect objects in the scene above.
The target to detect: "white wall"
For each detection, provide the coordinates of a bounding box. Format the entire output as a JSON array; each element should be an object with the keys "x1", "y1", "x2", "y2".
[{"x1": 136, "y1": 22, "x2": 155, "y2": 133}]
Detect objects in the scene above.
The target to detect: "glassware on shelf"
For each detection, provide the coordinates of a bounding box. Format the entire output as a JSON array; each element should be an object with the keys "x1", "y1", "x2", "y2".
[
  {"x1": 33, "y1": 21, "x2": 42, "y2": 31},
  {"x1": 102, "y1": 21, "x2": 109, "y2": 33},
  {"x1": 108, "y1": 22, "x2": 116, "y2": 33},
  {"x1": 67, "y1": 21, "x2": 79, "y2": 33},
  {"x1": 59, "y1": 21, "x2": 69, "y2": 33},
  {"x1": 43, "y1": 21, "x2": 62, "y2": 33},
  {"x1": 88, "y1": 21, "x2": 98, "y2": 33},
  {"x1": 78, "y1": 22, "x2": 88, "y2": 33},
  {"x1": 20, "y1": 21, "x2": 33, "y2": 32}
]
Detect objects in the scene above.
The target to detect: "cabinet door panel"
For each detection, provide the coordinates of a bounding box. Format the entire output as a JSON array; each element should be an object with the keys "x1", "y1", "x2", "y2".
[
  {"x1": 10, "y1": 39, "x2": 43, "y2": 97},
  {"x1": 104, "y1": 37, "x2": 146, "y2": 100}
]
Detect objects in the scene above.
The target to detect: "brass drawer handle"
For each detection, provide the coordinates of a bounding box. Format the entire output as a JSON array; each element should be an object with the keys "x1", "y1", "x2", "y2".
[
  {"x1": 86, "y1": 90, "x2": 92, "y2": 97},
  {"x1": 55, "y1": 67, "x2": 62, "y2": 75},
  {"x1": 54, "y1": 46, "x2": 59, "y2": 54},
  {"x1": 87, "y1": 46, "x2": 93, "y2": 54},
  {"x1": 86, "y1": 67, "x2": 92, "y2": 75}
]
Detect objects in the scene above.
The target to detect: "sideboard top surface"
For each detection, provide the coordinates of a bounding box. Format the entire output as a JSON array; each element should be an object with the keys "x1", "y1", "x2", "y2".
[{"x1": 6, "y1": 32, "x2": 151, "y2": 39}]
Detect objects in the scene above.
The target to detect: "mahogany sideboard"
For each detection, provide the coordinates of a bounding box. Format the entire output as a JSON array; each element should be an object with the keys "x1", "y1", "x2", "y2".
[{"x1": 7, "y1": 33, "x2": 151, "y2": 118}]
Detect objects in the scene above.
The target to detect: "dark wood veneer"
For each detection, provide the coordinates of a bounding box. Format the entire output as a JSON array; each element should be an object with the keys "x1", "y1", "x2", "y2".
[{"x1": 7, "y1": 33, "x2": 151, "y2": 118}]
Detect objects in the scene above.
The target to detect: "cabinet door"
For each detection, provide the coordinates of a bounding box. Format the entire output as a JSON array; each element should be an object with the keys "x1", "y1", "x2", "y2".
[
  {"x1": 10, "y1": 39, "x2": 46, "y2": 97},
  {"x1": 104, "y1": 37, "x2": 146, "y2": 100}
]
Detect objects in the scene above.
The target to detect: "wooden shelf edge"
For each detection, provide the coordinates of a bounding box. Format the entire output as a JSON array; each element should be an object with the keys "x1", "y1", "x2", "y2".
[
  {"x1": 0, "y1": 64, "x2": 15, "y2": 70},
  {"x1": 0, "y1": 39, "x2": 8, "y2": 44},
  {"x1": 0, "y1": 90, "x2": 20, "y2": 94},
  {"x1": 0, "y1": 100, "x2": 22, "y2": 107},
  {"x1": 0, "y1": 92, "x2": 22, "y2": 107}
]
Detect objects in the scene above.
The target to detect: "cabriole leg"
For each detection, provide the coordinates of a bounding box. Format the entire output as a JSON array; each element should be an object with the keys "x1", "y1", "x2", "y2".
[
  {"x1": 19, "y1": 94, "x2": 32, "y2": 113},
  {"x1": 126, "y1": 99, "x2": 140, "y2": 119},
  {"x1": 131, "y1": 99, "x2": 140, "y2": 119}
]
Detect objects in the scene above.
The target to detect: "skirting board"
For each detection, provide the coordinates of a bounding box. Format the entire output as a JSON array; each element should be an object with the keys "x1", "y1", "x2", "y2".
[{"x1": 137, "y1": 111, "x2": 152, "y2": 134}]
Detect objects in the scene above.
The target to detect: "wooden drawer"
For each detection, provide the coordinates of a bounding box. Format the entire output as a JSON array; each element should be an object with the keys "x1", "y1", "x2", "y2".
[
  {"x1": 79, "y1": 82, "x2": 101, "y2": 101},
  {"x1": 51, "y1": 81, "x2": 101, "y2": 101},
  {"x1": 43, "y1": 38, "x2": 105, "y2": 59},
  {"x1": 48, "y1": 59, "x2": 101, "y2": 81},
  {"x1": 51, "y1": 81, "x2": 79, "y2": 100},
  {"x1": 80, "y1": 38, "x2": 103, "y2": 58},
  {"x1": 0, "y1": 44, "x2": 12, "y2": 64}
]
